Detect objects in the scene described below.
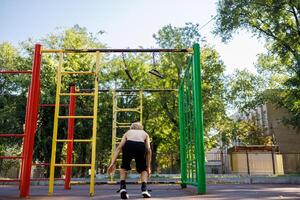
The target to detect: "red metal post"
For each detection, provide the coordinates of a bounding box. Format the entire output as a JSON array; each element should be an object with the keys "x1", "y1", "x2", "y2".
[
  {"x1": 64, "y1": 84, "x2": 76, "y2": 190},
  {"x1": 19, "y1": 44, "x2": 41, "y2": 198}
]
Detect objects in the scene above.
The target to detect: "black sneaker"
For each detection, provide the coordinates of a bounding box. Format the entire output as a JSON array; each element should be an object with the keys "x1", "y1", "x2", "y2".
[
  {"x1": 142, "y1": 190, "x2": 151, "y2": 198},
  {"x1": 120, "y1": 189, "x2": 129, "y2": 199}
]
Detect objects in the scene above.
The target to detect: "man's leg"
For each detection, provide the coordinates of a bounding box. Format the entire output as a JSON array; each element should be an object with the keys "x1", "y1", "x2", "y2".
[
  {"x1": 140, "y1": 171, "x2": 151, "y2": 198},
  {"x1": 120, "y1": 169, "x2": 129, "y2": 199},
  {"x1": 140, "y1": 171, "x2": 148, "y2": 183},
  {"x1": 120, "y1": 168, "x2": 127, "y2": 182}
]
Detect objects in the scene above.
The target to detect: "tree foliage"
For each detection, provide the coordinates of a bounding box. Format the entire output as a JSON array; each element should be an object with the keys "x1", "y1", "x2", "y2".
[{"x1": 215, "y1": 0, "x2": 300, "y2": 130}]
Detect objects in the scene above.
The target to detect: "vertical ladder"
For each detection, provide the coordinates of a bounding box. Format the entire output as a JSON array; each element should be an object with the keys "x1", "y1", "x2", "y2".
[
  {"x1": 48, "y1": 51, "x2": 100, "y2": 196},
  {"x1": 110, "y1": 90, "x2": 143, "y2": 182}
]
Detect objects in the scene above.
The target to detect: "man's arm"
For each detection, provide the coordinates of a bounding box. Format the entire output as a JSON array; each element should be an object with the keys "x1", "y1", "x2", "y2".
[
  {"x1": 107, "y1": 133, "x2": 127, "y2": 174},
  {"x1": 145, "y1": 134, "x2": 152, "y2": 176}
]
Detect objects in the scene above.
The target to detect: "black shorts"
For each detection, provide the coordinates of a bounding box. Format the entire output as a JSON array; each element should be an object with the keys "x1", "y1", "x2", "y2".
[{"x1": 121, "y1": 140, "x2": 147, "y2": 173}]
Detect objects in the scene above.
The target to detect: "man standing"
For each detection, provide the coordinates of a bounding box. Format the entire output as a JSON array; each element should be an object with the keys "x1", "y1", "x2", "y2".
[{"x1": 108, "y1": 122, "x2": 152, "y2": 199}]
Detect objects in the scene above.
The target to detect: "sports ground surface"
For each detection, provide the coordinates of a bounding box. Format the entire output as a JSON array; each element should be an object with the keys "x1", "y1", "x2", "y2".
[{"x1": 1, "y1": 184, "x2": 300, "y2": 199}]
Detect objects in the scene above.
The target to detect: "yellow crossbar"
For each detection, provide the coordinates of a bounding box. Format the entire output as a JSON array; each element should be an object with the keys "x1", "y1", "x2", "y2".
[
  {"x1": 116, "y1": 122, "x2": 131, "y2": 125},
  {"x1": 54, "y1": 164, "x2": 91, "y2": 167},
  {"x1": 58, "y1": 116, "x2": 94, "y2": 119},
  {"x1": 116, "y1": 125, "x2": 131, "y2": 128},
  {"x1": 60, "y1": 93, "x2": 95, "y2": 96},
  {"x1": 56, "y1": 139, "x2": 92, "y2": 143},
  {"x1": 61, "y1": 71, "x2": 96, "y2": 75},
  {"x1": 115, "y1": 108, "x2": 140, "y2": 112}
]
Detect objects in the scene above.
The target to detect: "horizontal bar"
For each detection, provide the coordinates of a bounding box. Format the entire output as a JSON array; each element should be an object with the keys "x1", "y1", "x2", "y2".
[
  {"x1": 56, "y1": 139, "x2": 92, "y2": 142},
  {"x1": 61, "y1": 71, "x2": 96, "y2": 75},
  {"x1": 0, "y1": 179, "x2": 20, "y2": 182},
  {"x1": 60, "y1": 93, "x2": 94, "y2": 96},
  {"x1": 116, "y1": 122, "x2": 131, "y2": 125},
  {"x1": 0, "y1": 134, "x2": 24, "y2": 137},
  {"x1": 39, "y1": 104, "x2": 68, "y2": 107},
  {"x1": 116, "y1": 93, "x2": 139, "y2": 96},
  {"x1": 0, "y1": 70, "x2": 32, "y2": 74},
  {"x1": 32, "y1": 163, "x2": 50, "y2": 166},
  {"x1": 0, "y1": 178, "x2": 64, "y2": 182},
  {"x1": 31, "y1": 178, "x2": 65, "y2": 181},
  {"x1": 58, "y1": 116, "x2": 94, "y2": 119},
  {"x1": 116, "y1": 108, "x2": 140, "y2": 112},
  {"x1": 116, "y1": 125, "x2": 131, "y2": 128},
  {"x1": 42, "y1": 48, "x2": 193, "y2": 53},
  {"x1": 0, "y1": 156, "x2": 23, "y2": 159},
  {"x1": 80, "y1": 89, "x2": 178, "y2": 93},
  {"x1": 54, "y1": 163, "x2": 91, "y2": 167}
]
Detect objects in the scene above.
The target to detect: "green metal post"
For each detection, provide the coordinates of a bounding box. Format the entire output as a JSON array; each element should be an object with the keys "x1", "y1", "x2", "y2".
[
  {"x1": 192, "y1": 43, "x2": 206, "y2": 194},
  {"x1": 179, "y1": 85, "x2": 187, "y2": 188}
]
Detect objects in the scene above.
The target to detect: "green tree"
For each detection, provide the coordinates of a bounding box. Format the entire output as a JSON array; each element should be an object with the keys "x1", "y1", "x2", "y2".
[
  {"x1": 0, "y1": 42, "x2": 31, "y2": 177},
  {"x1": 215, "y1": 0, "x2": 300, "y2": 129},
  {"x1": 153, "y1": 23, "x2": 227, "y2": 169}
]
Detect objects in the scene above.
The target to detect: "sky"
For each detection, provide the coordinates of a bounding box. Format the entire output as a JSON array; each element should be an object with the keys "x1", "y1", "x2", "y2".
[{"x1": 0, "y1": 0, "x2": 266, "y2": 74}]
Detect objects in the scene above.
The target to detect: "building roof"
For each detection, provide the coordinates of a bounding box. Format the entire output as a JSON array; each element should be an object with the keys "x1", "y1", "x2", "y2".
[{"x1": 228, "y1": 145, "x2": 279, "y2": 153}]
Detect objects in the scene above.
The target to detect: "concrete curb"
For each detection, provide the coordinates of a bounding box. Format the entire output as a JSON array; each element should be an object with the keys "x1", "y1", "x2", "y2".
[{"x1": 1, "y1": 176, "x2": 300, "y2": 185}]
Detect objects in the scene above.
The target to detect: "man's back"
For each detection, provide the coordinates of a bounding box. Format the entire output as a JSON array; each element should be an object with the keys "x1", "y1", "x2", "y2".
[{"x1": 125, "y1": 129, "x2": 148, "y2": 142}]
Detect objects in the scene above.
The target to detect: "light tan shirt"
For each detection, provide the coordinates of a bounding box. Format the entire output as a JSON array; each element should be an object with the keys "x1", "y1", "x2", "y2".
[{"x1": 125, "y1": 129, "x2": 148, "y2": 142}]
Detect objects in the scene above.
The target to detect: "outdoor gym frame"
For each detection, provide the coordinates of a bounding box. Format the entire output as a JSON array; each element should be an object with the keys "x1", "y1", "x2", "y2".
[{"x1": 0, "y1": 43, "x2": 206, "y2": 198}]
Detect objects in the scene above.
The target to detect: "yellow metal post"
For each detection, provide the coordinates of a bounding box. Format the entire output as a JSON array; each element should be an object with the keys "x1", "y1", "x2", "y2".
[
  {"x1": 139, "y1": 90, "x2": 143, "y2": 123},
  {"x1": 48, "y1": 52, "x2": 63, "y2": 195},
  {"x1": 109, "y1": 90, "x2": 117, "y2": 182},
  {"x1": 89, "y1": 51, "x2": 100, "y2": 196}
]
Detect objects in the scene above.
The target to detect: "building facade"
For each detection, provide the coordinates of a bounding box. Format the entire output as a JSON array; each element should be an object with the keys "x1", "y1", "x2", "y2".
[{"x1": 236, "y1": 102, "x2": 300, "y2": 174}]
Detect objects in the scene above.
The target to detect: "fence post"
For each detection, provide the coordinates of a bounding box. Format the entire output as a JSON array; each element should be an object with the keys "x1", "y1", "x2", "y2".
[
  {"x1": 179, "y1": 85, "x2": 187, "y2": 188},
  {"x1": 192, "y1": 43, "x2": 206, "y2": 194},
  {"x1": 246, "y1": 150, "x2": 250, "y2": 175},
  {"x1": 271, "y1": 147, "x2": 276, "y2": 175}
]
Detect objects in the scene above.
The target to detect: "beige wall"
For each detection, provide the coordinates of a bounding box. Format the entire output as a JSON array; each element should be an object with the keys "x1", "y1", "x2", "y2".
[
  {"x1": 230, "y1": 152, "x2": 284, "y2": 175},
  {"x1": 266, "y1": 103, "x2": 300, "y2": 153}
]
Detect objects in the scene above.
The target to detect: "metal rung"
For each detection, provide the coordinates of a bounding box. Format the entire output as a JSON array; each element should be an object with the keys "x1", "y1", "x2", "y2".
[
  {"x1": 60, "y1": 93, "x2": 95, "y2": 96},
  {"x1": 116, "y1": 94, "x2": 138, "y2": 96},
  {"x1": 61, "y1": 71, "x2": 96, "y2": 75},
  {"x1": 58, "y1": 116, "x2": 94, "y2": 119},
  {"x1": 116, "y1": 125, "x2": 131, "y2": 128},
  {"x1": 0, "y1": 156, "x2": 23, "y2": 159},
  {"x1": 56, "y1": 139, "x2": 93, "y2": 142},
  {"x1": 115, "y1": 108, "x2": 140, "y2": 112},
  {"x1": 54, "y1": 163, "x2": 91, "y2": 167},
  {"x1": 116, "y1": 122, "x2": 131, "y2": 125},
  {"x1": 0, "y1": 134, "x2": 24, "y2": 138}
]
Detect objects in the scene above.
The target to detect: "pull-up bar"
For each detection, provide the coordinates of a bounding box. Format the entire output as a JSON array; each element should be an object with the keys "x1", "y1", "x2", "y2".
[
  {"x1": 41, "y1": 48, "x2": 193, "y2": 54},
  {"x1": 78, "y1": 89, "x2": 178, "y2": 93}
]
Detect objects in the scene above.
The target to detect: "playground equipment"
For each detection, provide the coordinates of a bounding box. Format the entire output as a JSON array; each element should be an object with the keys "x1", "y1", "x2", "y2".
[
  {"x1": 179, "y1": 45, "x2": 206, "y2": 193},
  {"x1": 110, "y1": 90, "x2": 143, "y2": 182},
  {"x1": 0, "y1": 43, "x2": 206, "y2": 197},
  {"x1": 0, "y1": 44, "x2": 41, "y2": 197},
  {"x1": 109, "y1": 89, "x2": 177, "y2": 182},
  {"x1": 48, "y1": 51, "x2": 100, "y2": 196}
]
